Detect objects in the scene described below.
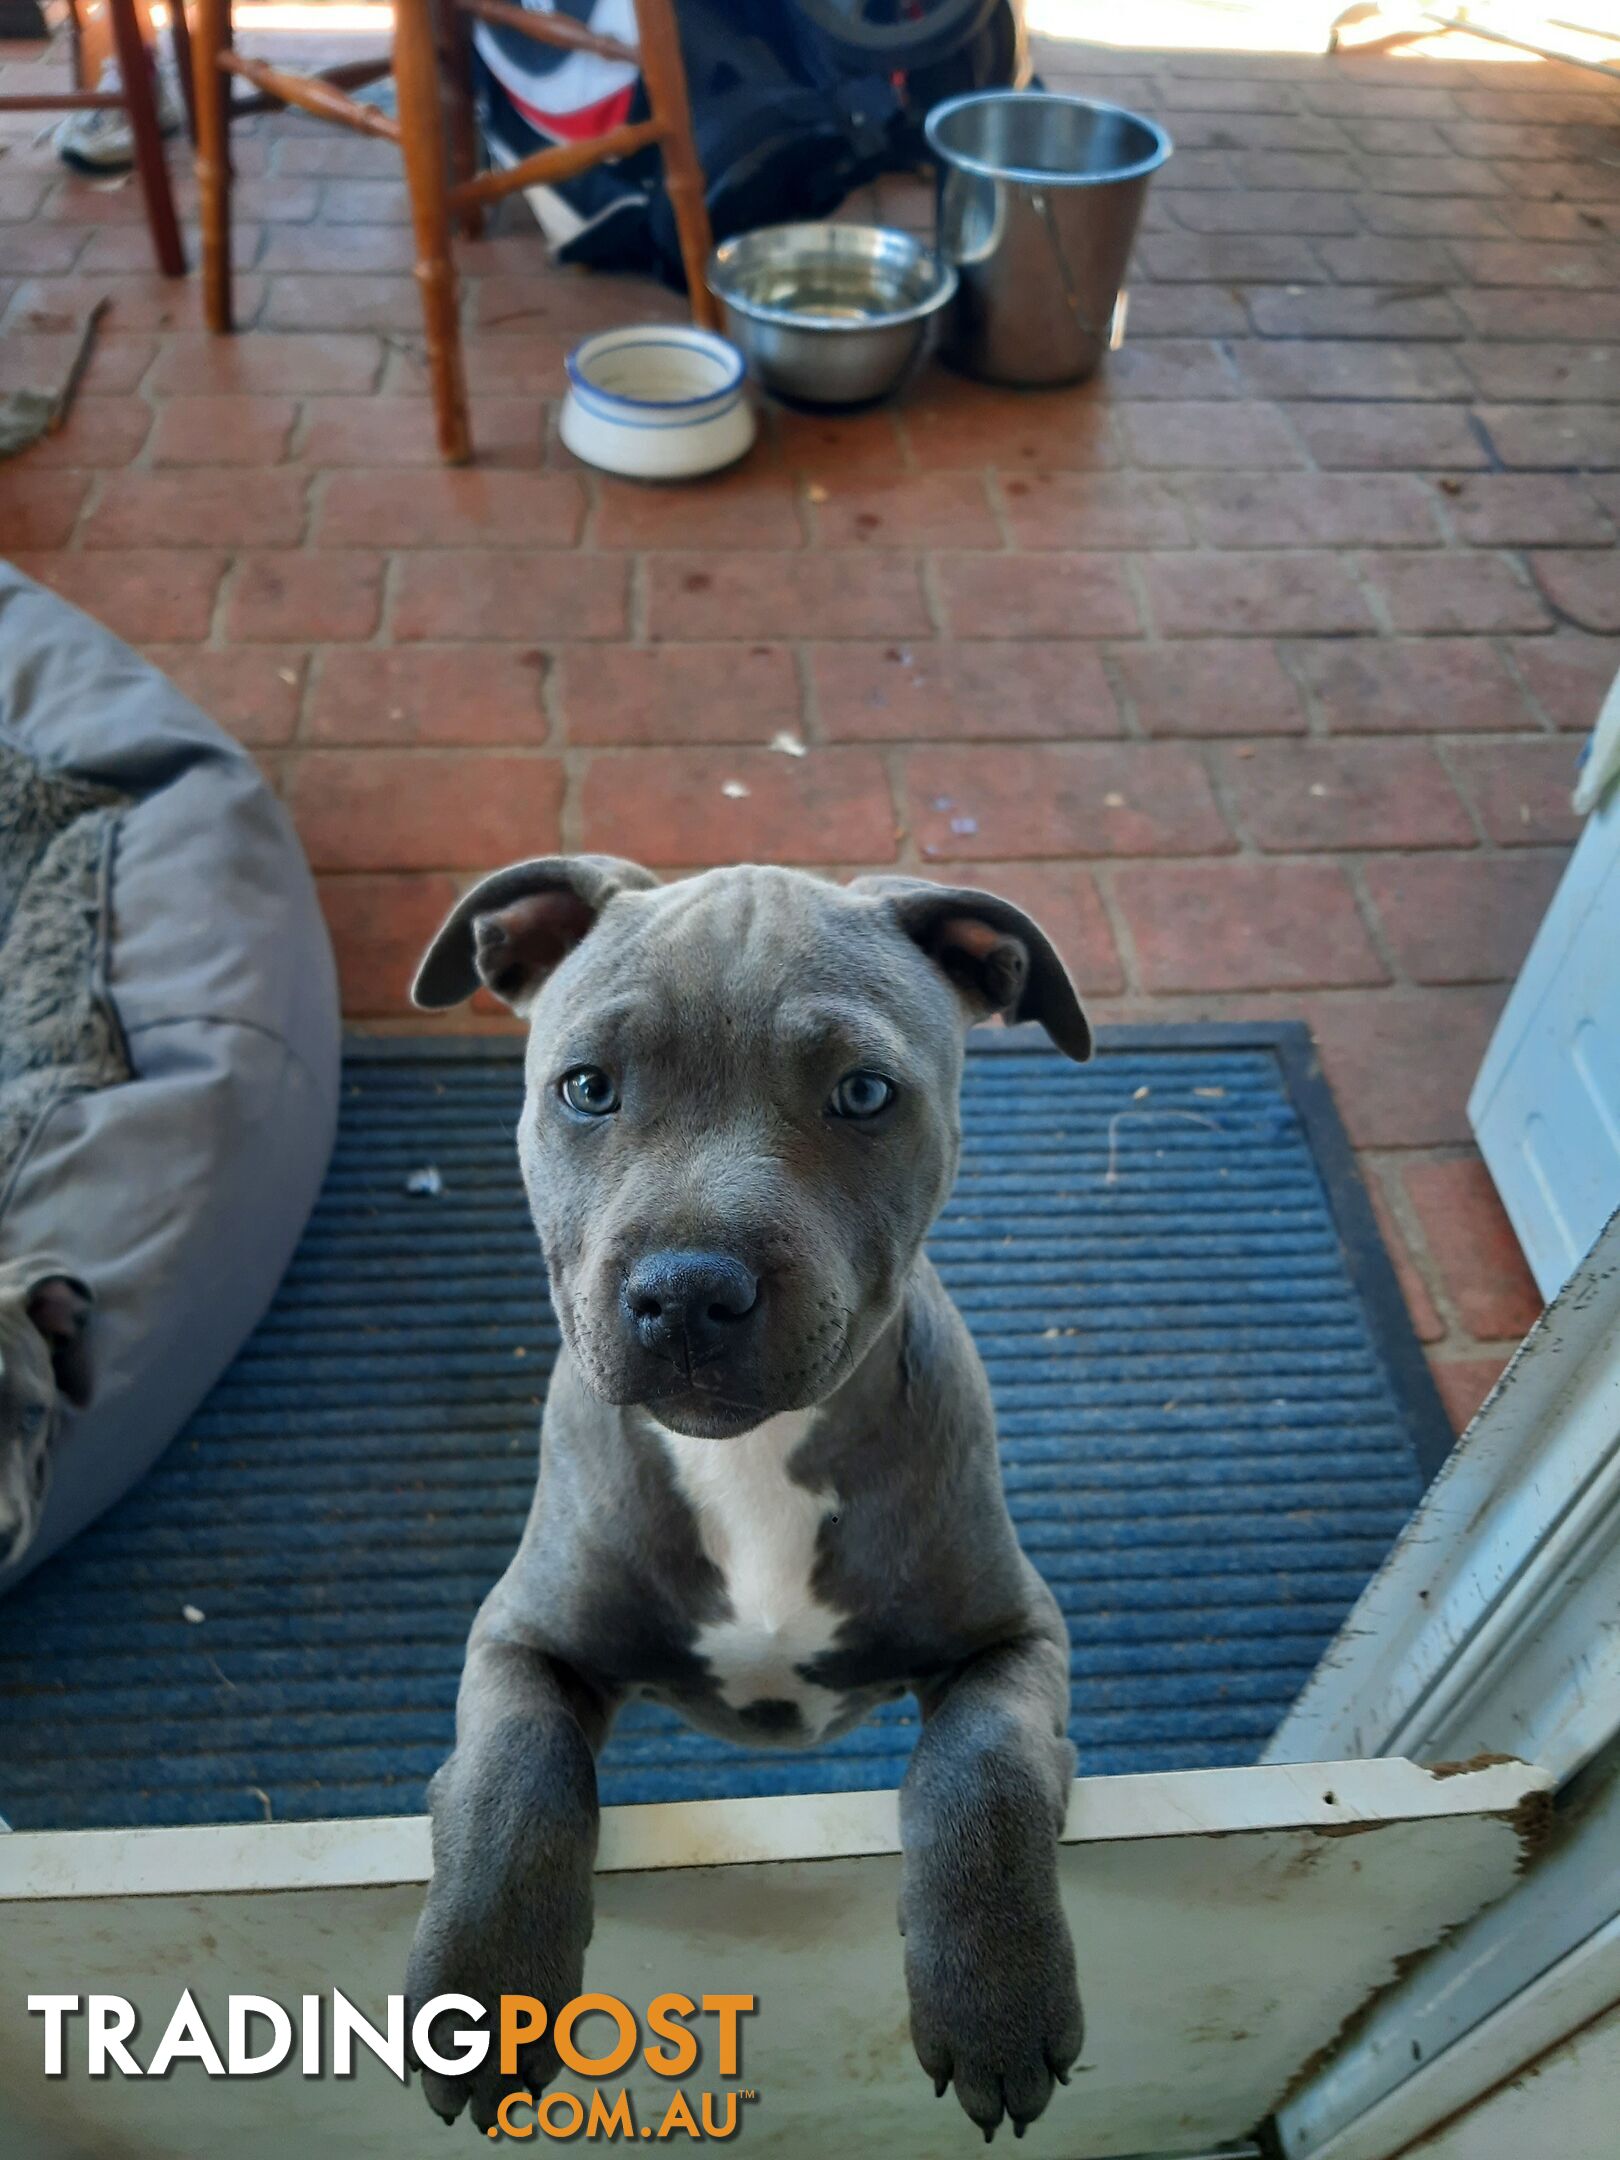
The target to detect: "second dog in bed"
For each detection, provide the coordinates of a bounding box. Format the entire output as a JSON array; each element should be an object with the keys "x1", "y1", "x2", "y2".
[
  {"x1": 0, "y1": 1260, "x2": 92, "y2": 1569},
  {"x1": 406, "y1": 857, "x2": 1091, "y2": 2142}
]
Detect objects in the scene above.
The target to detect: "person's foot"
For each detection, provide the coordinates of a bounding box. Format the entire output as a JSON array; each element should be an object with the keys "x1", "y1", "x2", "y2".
[{"x1": 54, "y1": 59, "x2": 183, "y2": 174}]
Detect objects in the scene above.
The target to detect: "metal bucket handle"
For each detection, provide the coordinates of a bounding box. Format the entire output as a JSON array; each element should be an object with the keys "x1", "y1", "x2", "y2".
[{"x1": 1031, "y1": 186, "x2": 1111, "y2": 361}]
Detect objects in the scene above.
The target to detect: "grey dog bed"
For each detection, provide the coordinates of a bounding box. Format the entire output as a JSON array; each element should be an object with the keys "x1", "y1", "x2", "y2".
[{"x1": 0, "y1": 566, "x2": 341, "y2": 1593}]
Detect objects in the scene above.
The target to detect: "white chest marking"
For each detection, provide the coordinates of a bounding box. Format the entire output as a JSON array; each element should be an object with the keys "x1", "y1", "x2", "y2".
[{"x1": 653, "y1": 1410, "x2": 845, "y2": 1738}]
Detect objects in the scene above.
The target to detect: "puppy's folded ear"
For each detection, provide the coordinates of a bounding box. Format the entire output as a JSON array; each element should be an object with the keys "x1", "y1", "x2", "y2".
[
  {"x1": 412, "y1": 855, "x2": 658, "y2": 1014},
  {"x1": 852, "y1": 875, "x2": 1091, "y2": 1062},
  {"x1": 27, "y1": 1273, "x2": 94, "y2": 1409}
]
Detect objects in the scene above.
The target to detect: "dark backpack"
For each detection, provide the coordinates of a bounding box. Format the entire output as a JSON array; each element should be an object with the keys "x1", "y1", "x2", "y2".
[{"x1": 475, "y1": 0, "x2": 1026, "y2": 285}]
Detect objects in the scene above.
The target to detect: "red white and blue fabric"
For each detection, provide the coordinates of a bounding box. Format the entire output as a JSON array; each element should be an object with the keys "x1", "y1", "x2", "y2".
[{"x1": 472, "y1": 0, "x2": 640, "y2": 144}]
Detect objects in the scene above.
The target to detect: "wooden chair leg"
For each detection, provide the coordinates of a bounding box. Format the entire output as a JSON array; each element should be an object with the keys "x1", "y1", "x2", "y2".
[
  {"x1": 108, "y1": 0, "x2": 185, "y2": 277},
  {"x1": 64, "y1": 0, "x2": 88, "y2": 92},
  {"x1": 432, "y1": 0, "x2": 483, "y2": 240},
  {"x1": 394, "y1": 0, "x2": 471, "y2": 464},
  {"x1": 632, "y1": 0, "x2": 717, "y2": 330},
  {"x1": 168, "y1": 0, "x2": 199, "y2": 147},
  {"x1": 193, "y1": 0, "x2": 233, "y2": 329}
]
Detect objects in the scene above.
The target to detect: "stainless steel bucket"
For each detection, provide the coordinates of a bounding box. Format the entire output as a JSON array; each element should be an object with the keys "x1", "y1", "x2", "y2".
[{"x1": 926, "y1": 91, "x2": 1173, "y2": 387}]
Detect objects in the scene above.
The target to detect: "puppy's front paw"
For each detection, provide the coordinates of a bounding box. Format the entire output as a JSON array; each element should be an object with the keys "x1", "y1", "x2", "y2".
[
  {"x1": 904, "y1": 1897, "x2": 1083, "y2": 2141},
  {"x1": 405, "y1": 1890, "x2": 586, "y2": 2136}
]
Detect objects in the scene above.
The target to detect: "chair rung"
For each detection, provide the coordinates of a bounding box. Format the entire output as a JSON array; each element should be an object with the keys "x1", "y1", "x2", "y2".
[
  {"x1": 448, "y1": 114, "x2": 667, "y2": 214},
  {"x1": 0, "y1": 93, "x2": 124, "y2": 111},
  {"x1": 224, "y1": 55, "x2": 393, "y2": 124},
  {"x1": 219, "y1": 51, "x2": 401, "y2": 142},
  {"x1": 454, "y1": 0, "x2": 639, "y2": 70}
]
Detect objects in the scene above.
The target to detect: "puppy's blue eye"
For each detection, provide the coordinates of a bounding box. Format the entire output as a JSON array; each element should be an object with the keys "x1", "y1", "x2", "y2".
[
  {"x1": 829, "y1": 1070, "x2": 895, "y2": 1120},
  {"x1": 560, "y1": 1066, "x2": 619, "y2": 1116}
]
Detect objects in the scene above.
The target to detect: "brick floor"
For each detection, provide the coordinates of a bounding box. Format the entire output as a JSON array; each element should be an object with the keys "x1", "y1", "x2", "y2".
[{"x1": 2, "y1": 21, "x2": 1607, "y2": 1427}]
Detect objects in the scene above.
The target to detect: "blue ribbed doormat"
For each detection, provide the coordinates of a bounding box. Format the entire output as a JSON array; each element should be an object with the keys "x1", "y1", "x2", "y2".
[{"x1": 0, "y1": 1026, "x2": 1447, "y2": 1830}]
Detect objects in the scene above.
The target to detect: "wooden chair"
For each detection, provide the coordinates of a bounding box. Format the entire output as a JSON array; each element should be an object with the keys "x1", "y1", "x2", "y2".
[
  {"x1": 191, "y1": 0, "x2": 718, "y2": 464},
  {"x1": 0, "y1": 0, "x2": 184, "y2": 276}
]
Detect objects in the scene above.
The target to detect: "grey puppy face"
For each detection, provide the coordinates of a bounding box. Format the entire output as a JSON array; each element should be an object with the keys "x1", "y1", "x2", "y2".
[
  {"x1": 416, "y1": 861, "x2": 1088, "y2": 1440},
  {"x1": 0, "y1": 1259, "x2": 92, "y2": 1568}
]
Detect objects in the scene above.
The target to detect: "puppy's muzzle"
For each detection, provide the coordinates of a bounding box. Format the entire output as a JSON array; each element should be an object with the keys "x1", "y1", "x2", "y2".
[{"x1": 621, "y1": 1250, "x2": 760, "y2": 1374}]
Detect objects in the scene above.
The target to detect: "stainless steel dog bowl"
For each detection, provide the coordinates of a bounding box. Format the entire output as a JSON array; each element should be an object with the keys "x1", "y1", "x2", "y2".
[{"x1": 706, "y1": 223, "x2": 958, "y2": 407}]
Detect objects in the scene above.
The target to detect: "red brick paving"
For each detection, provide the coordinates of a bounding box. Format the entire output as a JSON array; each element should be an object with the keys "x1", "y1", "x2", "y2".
[
  {"x1": 1359, "y1": 850, "x2": 1567, "y2": 982},
  {"x1": 1301, "y1": 988, "x2": 1505, "y2": 1150},
  {"x1": 1283, "y1": 636, "x2": 1536, "y2": 732},
  {"x1": 318, "y1": 869, "x2": 462, "y2": 1018},
  {"x1": 561, "y1": 644, "x2": 800, "y2": 746},
  {"x1": 1216, "y1": 738, "x2": 1478, "y2": 851},
  {"x1": 290, "y1": 746, "x2": 565, "y2": 870},
  {"x1": 1431, "y1": 1355, "x2": 1513, "y2": 1432},
  {"x1": 226, "y1": 547, "x2": 384, "y2": 641},
  {"x1": 935, "y1": 551, "x2": 1140, "y2": 638},
  {"x1": 999, "y1": 471, "x2": 1191, "y2": 552},
  {"x1": 1442, "y1": 473, "x2": 1614, "y2": 545},
  {"x1": 4, "y1": 27, "x2": 1607, "y2": 1426},
  {"x1": 155, "y1": 646, "x2": 308, "y2": 744},
  {"x1": 306, "y1": 646, "x2": 548, "y2": 746},
  {"x1": 905, "y1": 742, "x2": 1230, "y2": 860},
  {"x1": 1365, "y1": 1183, "x2": 1444, "y2": 1346},
  {"x1": 1, "y1": 469, "x2": 89, "y2": 548},
  {"x1": 813, "y1": 641, "x2": 1120, "y2": 742},
  {"x1": 390, "y1": 550, "x2": 628, "y2": 642},
  {"x1": 1114, "y1": 860, "x2": 1384, "y2": 991},
  {"x1": 316, "y1": 469, "x2": 586, "y2": 549},
  {"x1": 1476, "y1": 400, "x2": 1620, "y2": 468},
  {"x1": 645, "y1": 550, "x2": 930, "y2": 641},
  {"x1": 1114, "y1": 638, "x2": 1306, "y2": 735},
  {"x1": 1507, "y1": 629, "x2": 1620, "y2": 728},
  {"x1": 1286, "y1": 400, "x2": 1491, "y2": 470},
  {"x1": 1402, "y1": 1157, "x2": 1546, "y2": 1339},
  {"x1": 11, "y1": 546, "x2": 226, "y2": 640},
  {"x1": 1531, "y1": 546, "x2": 1620, "y2": 629},
  {"x1": 1360, "y1": 548, "x2": 1552, "y2": 634},
  {"x1": 147, "y1": 392, "x2": 298, "y2": 465},
  {"x1": 1444, "y1": 737, "x2": 1583, "y2": 843},
  {"x1": 579, "y1": 745, "x2": 898, "y2": 866}
]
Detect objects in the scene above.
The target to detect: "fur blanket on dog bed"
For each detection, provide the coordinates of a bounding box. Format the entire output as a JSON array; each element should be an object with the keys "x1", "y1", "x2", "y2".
[{"x1": 0, "y1": 744, "x2": 132, "y2": 1186}]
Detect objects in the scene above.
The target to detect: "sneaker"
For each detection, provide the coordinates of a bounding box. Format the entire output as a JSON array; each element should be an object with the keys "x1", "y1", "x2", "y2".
[{"x1": 54, "y1": 58, "x2": 183, "y2": 174}]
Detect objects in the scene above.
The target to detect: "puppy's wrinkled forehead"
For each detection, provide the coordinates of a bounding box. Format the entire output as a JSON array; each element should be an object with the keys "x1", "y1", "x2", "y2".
[
  {"x1": 412, "y1": 853, "x2": 1090, "y2": 1063},
  {"x1": 534, "y1": 867, "x2": 952, "y2": 1071}
]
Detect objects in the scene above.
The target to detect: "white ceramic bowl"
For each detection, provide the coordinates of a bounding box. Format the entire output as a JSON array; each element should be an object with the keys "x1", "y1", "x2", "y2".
[{"x1": 559, "y1": 324, "x2": 756, "y2": 480}]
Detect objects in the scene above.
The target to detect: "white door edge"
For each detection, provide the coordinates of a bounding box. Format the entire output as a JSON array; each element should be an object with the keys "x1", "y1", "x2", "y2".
[
  {"x1": 1280, "y1": 1905, "x2": 1620, "y2": 2160},
  {"x1": 1275, "y1": 1743, "x2": 1620, "y2": 2154},
  {"x1": 0, "y1": 1756, "x2": 1547, "y2": 1905},
  {"x1": 1265, "y1": 1206, "x2": 1620, "y2": 1784}
]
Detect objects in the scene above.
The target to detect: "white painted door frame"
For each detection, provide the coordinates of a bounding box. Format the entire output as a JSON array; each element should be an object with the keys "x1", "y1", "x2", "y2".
[
  {"x1": 1266, "y1": 1209, "x2": 1620, "y2": 2156},
  {"x1": 0, "y1": 1762, "x2": 1547, "y2": 2160},
  {"x1": 1267, "y1": 1208, "x2": 1620, "y2": 1786},
  {"x1": 1277, "y1": 1809, "x2": 1620, "y2": 2160}
]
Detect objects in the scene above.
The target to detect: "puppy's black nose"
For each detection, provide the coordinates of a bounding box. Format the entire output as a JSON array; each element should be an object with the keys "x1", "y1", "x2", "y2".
[{"x1": 624, "y1": 1250, "x2": 759, "y2": 1365}]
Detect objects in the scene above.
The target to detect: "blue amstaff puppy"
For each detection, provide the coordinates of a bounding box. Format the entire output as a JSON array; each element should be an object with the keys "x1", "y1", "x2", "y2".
[{"x1": 406, "y1": 858, "x2": 1091, "y2": 2141}]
